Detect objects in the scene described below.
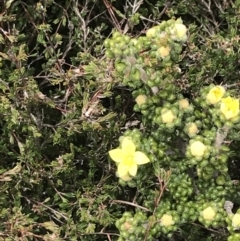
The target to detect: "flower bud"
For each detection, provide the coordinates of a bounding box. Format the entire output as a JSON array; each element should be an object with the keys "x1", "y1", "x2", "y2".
[
  {"x1": 135, "y1": 95, "x2": 148, "y2": 106},
  {"x1": 190, "y1": 141, "x2": 206, "y2": 157},
  {"x1": 157, "y1": 46, "x2": 171, "y2": 58},
  {"x1": 179, "y1": 98, "x2": 189, "y2": 109},
  {"x1": 161, "y1": 108, "x2": 176, "y2": 123},
  {"x1": 202, "y1": 207, "x2": 216, "y2": 221},
  {"x1": 160, "y1": 214, "x2": 174, "y2": 227},
  {"x1": 186, "y1": 123, "x2": 199, "y2": 137}
]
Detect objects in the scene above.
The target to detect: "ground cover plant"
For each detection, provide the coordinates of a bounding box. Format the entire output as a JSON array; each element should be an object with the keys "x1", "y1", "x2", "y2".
[{"x1": 0, "y1": 0, "x2": 240, "y2": 240}]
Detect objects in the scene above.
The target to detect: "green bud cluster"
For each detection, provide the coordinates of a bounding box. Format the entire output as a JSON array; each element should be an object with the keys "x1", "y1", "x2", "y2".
[
  {"x1": 226, "y1": 207, "x2": 240, "y2": 235},
  {"x1": 228, "y1": 233, "x2": 240, "y2": 241},
  {"x1": 168, "y1": 173, "x2": 193, "y2": 202},
  {"x1": 152, "y1": 97, "x2": 192, "y2": 131},
  {"x1": 104, "y1": 31, "x2": 132, "y2": 58},
  {"x1": 185, "y1": 132, "x2": 231, "y2": 183},
  {"x1": 186, "y1": 135, "x2": 211, "y2": 163},
  {"x1": 150, "y1": 210, "x2": 180, "y2": 237},
  {"x1": 105, "y1": 18, "x2": 240, "y2": 240},
  {"x1": 115, "y1": 211, "x2": 148, "y2": 241},
  {"x1": 116, "y1": 207, "x2": 182, "y2": 240},
  {"x1": 141, "y1": 136, "x2": 166, "y2": 163},
  {"x1": 104, "y1": 18, "x2": 187, "y2": 90},
  {"x1": 173, "y1": 201, "x2": 198, "y2": 223},
  {"x1": 197, "y1": 201, "x2": 226, "y2": 228},
  {"x1": 195, "y1": 85, "x2": 240, "y2": 128},
  {"x1": 196, "y1": 178, "x2": 233, "y2": 202}
]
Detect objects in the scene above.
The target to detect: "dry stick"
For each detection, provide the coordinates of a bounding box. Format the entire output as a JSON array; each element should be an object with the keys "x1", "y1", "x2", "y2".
[
  {"x1": 80, "y1": 232, "x2": 120, "y2": 237},
  {"x1": 199, "y1": 0, "x2": 219, "y2": 29},
  {"x1": 112, "y1": 200, "x2": 151, "y2": 212},
  {"x1": 122, "y1": 0, "x2": 143, "y2": 33},
  {"x1": 107, "y1": 233, "x2": 112, "y2": 241},
  {"x1": 212, "y1": 0, "x2": 225, "y2": 13},
  {"x1": 102, "y1": 0, "x2": 122, "y2": 32},
  {"x1": 73, "y1": 0, "x2": 90, "y2": 51},
  {"x1": 24, "y1": 197, "x2": 69, "y2": 222},
  {"x1": 192, "y1": 222, "x2": 222, "y2": 233}
]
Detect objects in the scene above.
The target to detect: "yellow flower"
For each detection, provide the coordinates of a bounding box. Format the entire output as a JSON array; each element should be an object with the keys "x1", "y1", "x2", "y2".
[
  {"x1": 171, "y1": 23, "x2": 188, "y2": 41},
  {"x1": 135, "y1": 95, "x2": 147, "y2": 106},
  {"x1": 202, "y1": 207, "x2": 216, "y2": 221},
  {"x1": 161, "y1": 214, "x2": 174, "y2": 227},
  {"x1": 232, "y1": 213, "x2": 240, "y2": 228},
  {"x1": 109, "y1": 137, "x2": 150, "y2": 179},
  {"x1": 179, "y1": 99, "x2": 189, "y2": 109},
  {"x1": 158, "y1": 46, "x2": 171, "y2": 58},
  {"x1": 220, "y1": 96, "x2": 239, "y2": 120},
  {"x1": 161, "y1": 108, "x2": 176, "y2": 123},
  {"x1": 190, "y1": 141, "x2": 206, "y2": 157},
  {"x1": 206, "y1": 86, "x2": 225, "y2": 104}
]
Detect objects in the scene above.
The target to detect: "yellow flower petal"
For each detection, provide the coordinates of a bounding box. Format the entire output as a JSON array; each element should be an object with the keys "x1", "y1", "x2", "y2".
[
  {"x1": 129, "y1": 163, "x2": 138, "y2": 177},
  {"x1": 109, "y1": 149, "x2": 126, "y2": 163},
  {"x1": 134, "y1": 151, "x2": 150, "y2": 165},
  {"x1": 121, "y1": 137, "x2": 136, "y2": 154},
  {"x1": 220, "y1": 96, "x2": 239, "y2": 120},
  {"x1": 116, "y1": 171, "x2": 132, "y2": 181},
  {"x1": 117, "y1": 162, "x2": 129, "y2": 177},
  {"x1": 206, "y1": 86, "x2": 225, "y2": 104},
  {"x1": 232, "y1": 213, "x2": 240, "y2": 227}
]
